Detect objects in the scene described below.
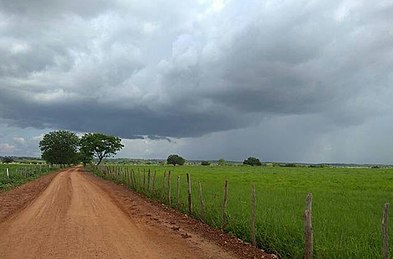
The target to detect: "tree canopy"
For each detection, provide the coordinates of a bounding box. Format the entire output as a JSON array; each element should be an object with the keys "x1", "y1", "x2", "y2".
[
  {"x1": 39, "y1": 130, "x2": 80, "y2": 165},
  {"x1": 167, "y1": 154, "x2": 185, "y2": 166},
  {"x1": 243, "y1": 157, "x2": 262, "y2": 166},
  {"x1": 80, "y1": 133, "x2": 124, "y2": 165},
  {"x1": 218, "y1": 158, "x2": 226, "y2": 166},
  {"x1": 201, "y1": 161, "x2": 211, "y2": 166},
  {"x1": 39, "y1": 131, "x2": 124, "y2": 166}
]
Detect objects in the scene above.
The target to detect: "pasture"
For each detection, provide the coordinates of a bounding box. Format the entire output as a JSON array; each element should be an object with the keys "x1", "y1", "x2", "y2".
[
  {"x1": 0, "y1": 164, "x2": 57, "y2": 191},
  {"x1": 90, "y1": 165, "x2": 393, "y2": 258}
]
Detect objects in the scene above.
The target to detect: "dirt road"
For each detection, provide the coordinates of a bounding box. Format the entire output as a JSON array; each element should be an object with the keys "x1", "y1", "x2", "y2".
[{"x1": 0, "y1": 167, "x2": 270, "y2": 259}]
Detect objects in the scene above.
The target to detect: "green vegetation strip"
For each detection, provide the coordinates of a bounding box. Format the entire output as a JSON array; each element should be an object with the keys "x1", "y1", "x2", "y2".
[
  {"x1": 87, "y1": 165, "x2": 393, "y2": 258},
  {"x1": 0, "y1": 164, "x2": 59, "y2": 191}
]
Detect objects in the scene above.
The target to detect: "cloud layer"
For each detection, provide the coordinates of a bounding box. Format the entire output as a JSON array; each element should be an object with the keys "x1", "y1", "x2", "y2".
[{"x1": 0, "y1": 0, "x2": 393, "y2": 162}]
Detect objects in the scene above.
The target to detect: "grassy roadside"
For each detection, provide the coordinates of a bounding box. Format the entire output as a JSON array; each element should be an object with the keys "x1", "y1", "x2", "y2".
[
  {"x1": 0, "y1": 164, "x2": 60, "y2": 191},
  {"x1": 87, "y1": 164, "x2": 393, "y2": 258}
]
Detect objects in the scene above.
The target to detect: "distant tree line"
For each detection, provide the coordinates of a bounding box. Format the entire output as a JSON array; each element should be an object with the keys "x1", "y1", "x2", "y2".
[
  {"x1": 39, "y1": 131, "x2": 267, "y2": 168},
  {"x1": 164, "y1": 156, "x2": 265, "y2": 167},
  {"x1": 1, "y1": 157, "x2": 14, "y2": 163},
  {"x1": 39, "y1": 130, "x2": 124, "y2": 166}
]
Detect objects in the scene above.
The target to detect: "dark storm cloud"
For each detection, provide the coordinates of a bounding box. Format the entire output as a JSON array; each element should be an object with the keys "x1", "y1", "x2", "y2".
[
  {"x1": 147, "y1": 135, "x2": 173, "y2": 142},
  {"x1": 0, "y1": 0, "x2": 392, "y2": 142},
  {"x1": 0, "y1": 0, "x2": 112, "y2": 18},
  {"x1": 0, "y1": 89, "x2": 249, "y2": 138}
]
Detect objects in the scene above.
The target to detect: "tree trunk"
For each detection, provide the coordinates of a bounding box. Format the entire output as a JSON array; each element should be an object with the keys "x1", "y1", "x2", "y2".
[{"x1": 96, "y1": 157, "x2": 104, "y2": 166}]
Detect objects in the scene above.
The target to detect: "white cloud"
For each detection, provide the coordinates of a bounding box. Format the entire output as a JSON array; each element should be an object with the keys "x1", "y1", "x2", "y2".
[
  {"x1": 0, "y1": 143, "x2": 15, "y2": 153},
  {"x1": 32, "y1": 134, "x2": 45, "y2": 141},
  {"x1": 13, "y1": 137, "x2": 25, "y2": 144},
  {"x1": 10, "y1": 43, "x2": 31, "y2": 54},
  {"x1": 143, "y1": 22, "x2": 159, "y2": 34}
]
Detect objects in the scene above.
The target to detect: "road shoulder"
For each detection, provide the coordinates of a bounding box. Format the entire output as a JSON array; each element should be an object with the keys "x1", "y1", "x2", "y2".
[
  {"x1": 84, "y1": 169, "x2": 276, "y2": 259},
  {"x1": 0, "y1": 171, "x2": 60, "y2": 223}
]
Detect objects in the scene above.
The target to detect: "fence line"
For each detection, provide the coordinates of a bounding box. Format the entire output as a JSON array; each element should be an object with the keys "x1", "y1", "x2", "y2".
[
  {"x1": 91, "y1": 165, "x2": 391, "y2": 258},
  {"x1": 1, "y1": 164, "x2": 60, "y2": 191}
]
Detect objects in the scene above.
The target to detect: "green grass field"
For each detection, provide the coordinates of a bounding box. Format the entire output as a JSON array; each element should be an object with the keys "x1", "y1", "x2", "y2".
[
  {"x1": 89, "y1": 165, "x2": 393, "y2": 258},
  {"x1": 0, "y1": 164, "x2": 58, "y2": 191}
]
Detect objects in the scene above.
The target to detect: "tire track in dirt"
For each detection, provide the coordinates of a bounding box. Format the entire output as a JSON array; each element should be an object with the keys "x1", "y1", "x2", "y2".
[
  {"x1": 0, "y1": 167, "x2": 244, "y2": 259},
  {"x1": 0, "y1": 171, "x2": 59, "y2": 222}
]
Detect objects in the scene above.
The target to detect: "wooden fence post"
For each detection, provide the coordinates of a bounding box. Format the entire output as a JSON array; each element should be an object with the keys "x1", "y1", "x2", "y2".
[
  {"x1": 382, "y1": 203, "x2": 389, "y2": 259},
  {"x1": 187, "y1": 173, "x2": 192, "y2": 215},
  {"x1": 132, "y1": 169, "x2": 136, "y2": 189},
  {"x1": 198, "y1": 182, "x2": 206, "y2": 219},
  {"x1": 128, "y1": 169, "x2": 132, "y2": 188},
  {"x1": 143, "y1": 169, "x2": 146, "y2": 190},
  {"x1": 251, "y1": 184, "x2": 257, "y2": 247},
  {"x1": 136, "y1": 169, "x2": 140, "y2": 188},
  {"x1": 127, "y1": 170, "x2": 131, "y2": 187},
  {"x1": 168, "y1": 171, "x2": 172, "y2": 206},
  {"x1": 222, "y1": 180, "x2": 228, "y2": 230},
  {"x1": 304, "y1": 193, "x2": 313, "y2": 259},
  {"x1": 147, "y1": 169, "x2": 151, "y2": 192},
  {"x1": 177, "y1": 176, "x2": 180, "y2": 205},
  {"x1": 162, "y1": 172, "x2": 167, "y2": 199},
  {"x1": 152, "y1": 171, "x2": 157, "y2": 192}
]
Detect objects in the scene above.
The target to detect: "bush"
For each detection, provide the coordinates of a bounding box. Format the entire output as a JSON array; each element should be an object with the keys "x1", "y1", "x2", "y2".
[
  {"x1": 201, "y1": 161, "x2": 211, "y2": 166},
  {"x1": 243, "y1": 157, "x2": 262, "y2": 166}
]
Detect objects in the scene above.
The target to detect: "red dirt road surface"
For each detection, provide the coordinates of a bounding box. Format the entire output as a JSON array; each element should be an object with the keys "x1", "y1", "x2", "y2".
[{"x1": 0, "y1": 167, "x2": 275, "y2": 259}]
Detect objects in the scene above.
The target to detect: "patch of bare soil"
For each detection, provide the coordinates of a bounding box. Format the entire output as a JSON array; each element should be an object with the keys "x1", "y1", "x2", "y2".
[
  {"x1": 86, "y1": 170, "x2": 277, "y2": 259},
  {"x1": 0, "y1": 171, "x2": 59, "y2": 223}
]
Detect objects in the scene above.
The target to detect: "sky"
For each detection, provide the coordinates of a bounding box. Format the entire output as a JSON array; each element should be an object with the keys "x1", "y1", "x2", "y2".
[{"x1": 0, "y1": 0, "x2": 393, "y2": 163}]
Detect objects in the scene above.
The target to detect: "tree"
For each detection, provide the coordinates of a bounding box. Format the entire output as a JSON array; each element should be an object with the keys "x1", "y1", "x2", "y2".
[
  {"x1": 80, "y1": 133, "x2": 124, "y2": 166},
  {"x1": 39, "y1": 130, "x2": 80, "y2": 165},
  {"x1": 201, "y1": 161, "x2": 211, "y2": 166},
  {"x1": 218, "y1": 158, "x2": 226, "y2": 166},
  {"x1": 167, "y1": 154, "x2": 185, "y2": 166},
  {"x1": 78, "y1": 151, "x2": 93, "y2": 166},
  {"x1": 243, "y1": 157, "x2": 262, "y2": 166}
]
